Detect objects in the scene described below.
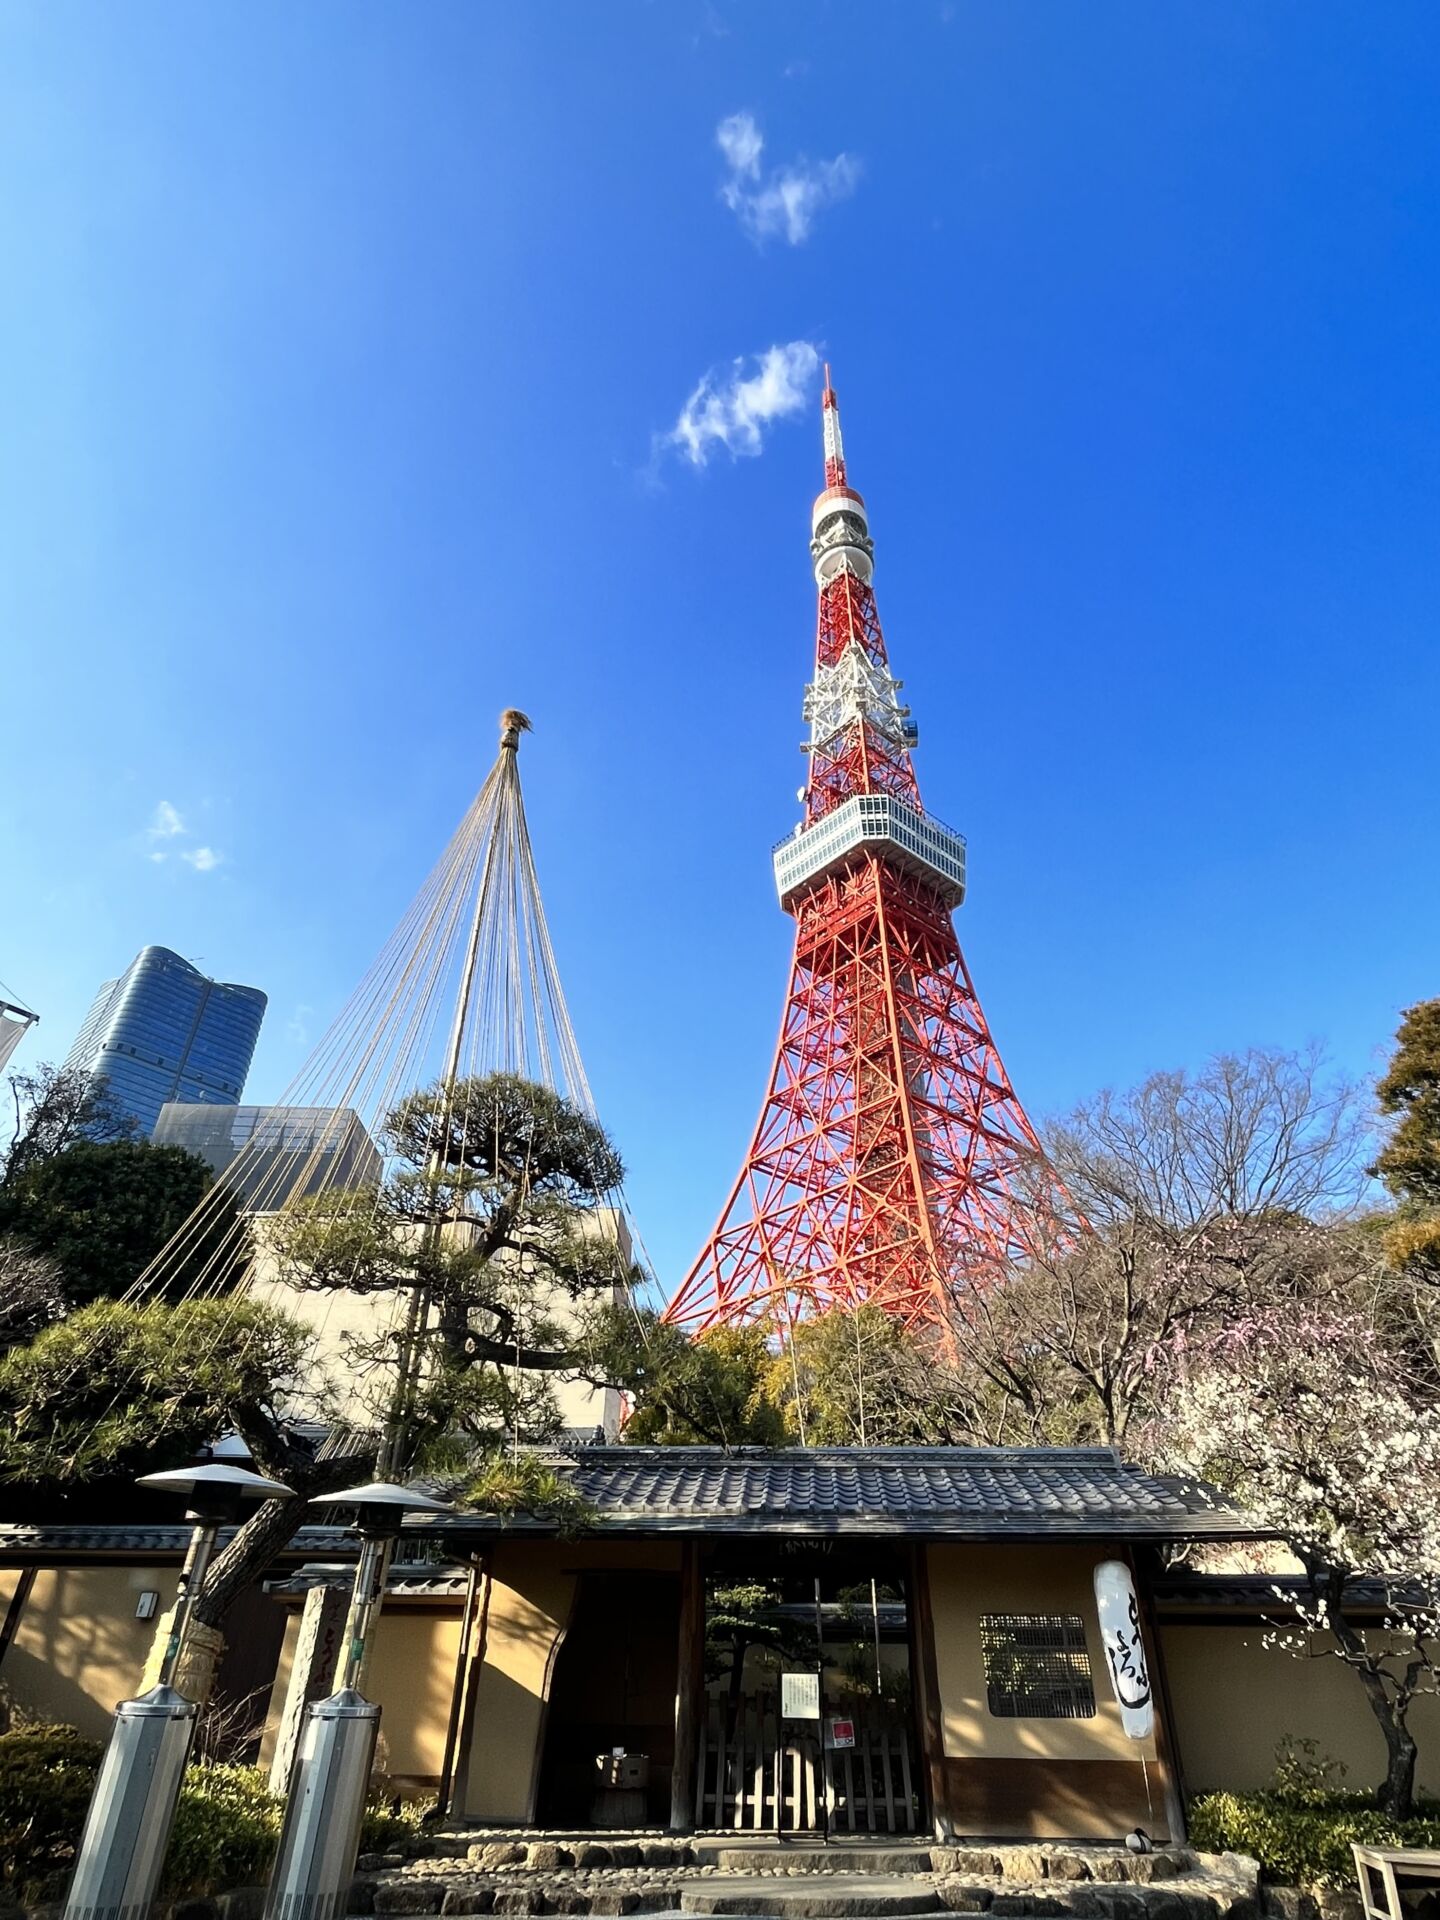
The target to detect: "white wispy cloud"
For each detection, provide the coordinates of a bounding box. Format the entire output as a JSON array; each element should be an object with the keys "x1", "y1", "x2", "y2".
[
  {"x1": 148, "y1": 800, "x2": 185, "y2": 840},
  {"x1": 286, "y1": 1004, "x2": 314, "y2": 1047},
  {"x1": 141, "y1": 799, "x2": 225, "y2": 872},
  {"x1": 716, "y1": 111, "x2": 860, "y2": 245},
  {"x1": 660, "y1": 341, "x2": 821, "y2": 468},
  {"x1": 716, "y1": 110, "x2": 764, "y2": 179}
]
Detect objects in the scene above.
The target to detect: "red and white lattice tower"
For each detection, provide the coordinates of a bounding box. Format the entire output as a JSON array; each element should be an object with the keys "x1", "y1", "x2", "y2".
[{"x1": 664, "y1": 369, "x2": 1054, "y2": 1335}]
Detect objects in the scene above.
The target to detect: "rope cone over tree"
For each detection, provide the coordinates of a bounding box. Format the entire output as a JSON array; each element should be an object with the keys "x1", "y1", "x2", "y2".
[{"x1": 0, "y1": 709, "x2": 652, "y2": 1703}]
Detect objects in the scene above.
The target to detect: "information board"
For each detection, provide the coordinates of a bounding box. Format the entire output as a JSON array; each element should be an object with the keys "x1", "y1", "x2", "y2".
[{"x1": 780, "y1": 1672, "x2": 820, "y2": 1721}]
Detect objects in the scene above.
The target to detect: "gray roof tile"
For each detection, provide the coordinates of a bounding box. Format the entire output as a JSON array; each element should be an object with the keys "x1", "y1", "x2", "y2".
[
  {"x1": 0, "y1": 1449, "x2": 1260, "y2": 1558},
  {"x1": 432, "y1": 1446, "x2": 1257, "y2": 1540}
]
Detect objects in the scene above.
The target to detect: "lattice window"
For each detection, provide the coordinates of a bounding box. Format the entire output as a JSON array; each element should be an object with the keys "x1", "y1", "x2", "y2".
[{"x1": 980, "y1": 1614, "x2": 1096, "y2": 1719}]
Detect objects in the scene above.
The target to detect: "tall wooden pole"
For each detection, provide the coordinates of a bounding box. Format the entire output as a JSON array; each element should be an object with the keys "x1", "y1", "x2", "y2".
[
  {"x1": 908, "y1": 1545, "x2": 952, "y2": 1838},
  {"x1": 671, "y1": 1541, "x2": 705, "y2": 1832},
  {"x1": 1127, "y1": 1547, "x2": 1187, "y2": 1844}
]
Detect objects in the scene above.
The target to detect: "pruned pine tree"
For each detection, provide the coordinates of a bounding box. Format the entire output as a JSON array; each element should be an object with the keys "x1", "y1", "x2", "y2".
[{"x1": 187, "y1": 1073, "x2": 636, "y2": 1633}]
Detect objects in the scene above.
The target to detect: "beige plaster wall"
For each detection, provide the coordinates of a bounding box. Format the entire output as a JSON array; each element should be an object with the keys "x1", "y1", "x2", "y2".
[
  {"x1": 247, "y1": 1209, "x2": 630, "y2": 1438},
  {"x1": 1163, "y1": 1623, "x2": 1440, "y2": 1799},
  {"x1": 0, "y1": 1567, "x2": 177, "y2": 1738},
  {"x1": 257, "y1": 1604, "x2": 462, "y2": 1784},
  {"x1": 256, "y1": 1609, "x2": 303, "y2": 1773},
  {"x1": 927, "y1": 1544, "x2": 1156, "y2": 1764},
  {"x1": 461, "y1": 1560, "x2": 578, "y2": 1823},
  {"x1": 370, "y1": 1611, "x2": 464, "y2": 1781}
]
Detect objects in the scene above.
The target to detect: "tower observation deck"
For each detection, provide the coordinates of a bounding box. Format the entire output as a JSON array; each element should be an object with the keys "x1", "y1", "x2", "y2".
[{"x1": 664, "y1": 369, "x2": 1056, "y2": 1334}]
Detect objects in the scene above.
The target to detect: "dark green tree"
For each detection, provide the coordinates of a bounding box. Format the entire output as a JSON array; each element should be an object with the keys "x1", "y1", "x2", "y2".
[
  {"x1": 272, "y1": 1072, "x2": 632, "y2": 1449},
  {"x1": 705, "y1": 1579, "x2": 810, "y2": 1706},
  {"x1": 581, "y1": 1310, "x2": 788, "y2": 1447},
  {"x1": 1374, "y1": 998, "x2": 1440, "y2": 1283},
  {"x1": 184, "y1": 1073, "x2": 640, "y2": 1630},
  {"x1": 0, "y1": 1139, "x2": 237, "y2": 1305}
]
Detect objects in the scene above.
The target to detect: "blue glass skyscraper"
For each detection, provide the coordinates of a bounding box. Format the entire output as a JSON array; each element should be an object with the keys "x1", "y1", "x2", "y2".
[{"x1": 64, "y1": 945, "x2": 267, "y2": 1137}]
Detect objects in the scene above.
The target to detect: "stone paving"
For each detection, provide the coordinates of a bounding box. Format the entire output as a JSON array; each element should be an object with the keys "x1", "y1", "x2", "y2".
[{"x1": 349, "y1": 1836, "x2": 1266, "y2": 1920}]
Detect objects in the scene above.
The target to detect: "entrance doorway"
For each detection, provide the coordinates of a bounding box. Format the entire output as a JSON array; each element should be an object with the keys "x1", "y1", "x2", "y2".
[
  {"x1": 536, "y1": 1570, "x2": 681, "y2": 1828},
  {"x1": 694, "y1": 1541, "x2": 921, "y2": 1835}
]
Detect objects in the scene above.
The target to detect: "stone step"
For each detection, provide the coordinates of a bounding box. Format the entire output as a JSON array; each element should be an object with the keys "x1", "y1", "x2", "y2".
[
  {"x1": 705, "y1": 1853, "x2": 936, "y2": 1878},
  {"x1": 681, "y1": 1879, "x2": 944, "y2": 1919}
]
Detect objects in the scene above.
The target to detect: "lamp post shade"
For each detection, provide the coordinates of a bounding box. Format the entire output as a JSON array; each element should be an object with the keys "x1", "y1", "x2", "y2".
[
  {"x1": 138, "y1": 1462, "x2": 294, "y2": 1503},
  {"x1": 308, "y1": 1482, "x2": 454, "y2": 1527}
]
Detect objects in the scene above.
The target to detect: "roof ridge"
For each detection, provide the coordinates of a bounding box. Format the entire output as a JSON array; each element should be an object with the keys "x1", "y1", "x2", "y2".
[{"x1": 563, "y1": 1445, "x2": 1125, "y2": 1463}]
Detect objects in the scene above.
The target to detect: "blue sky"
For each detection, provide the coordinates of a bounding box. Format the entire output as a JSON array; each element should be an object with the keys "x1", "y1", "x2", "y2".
[{"x1": 2, "y1": 2, "x2": 1438, "y2": 1288}]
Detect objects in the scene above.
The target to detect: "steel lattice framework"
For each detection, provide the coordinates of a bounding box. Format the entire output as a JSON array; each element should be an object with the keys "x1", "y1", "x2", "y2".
[{"x1": 664, "y1": 371, "x2": 1054, "y2": 1333}]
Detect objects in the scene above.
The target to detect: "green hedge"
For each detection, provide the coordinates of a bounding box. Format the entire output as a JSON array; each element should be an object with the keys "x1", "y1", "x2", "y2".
[
  {"x1": 1191, "y1": 1790, "x2": 1440, "y2": 1890},
  {"x1": 0, "y1": 1724, "x2": 435, "y2": 1904},
  {"x1": 164, "y1": 1764, "x2": 283, "y2": 1899},
  {"x1": 0, "y1": 1723, "x2": 103, "y2": 1903}
]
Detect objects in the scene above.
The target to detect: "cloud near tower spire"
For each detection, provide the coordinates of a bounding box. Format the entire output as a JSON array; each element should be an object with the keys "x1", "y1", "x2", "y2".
[
  {"x1": 716, "y1": 110, "x2": 861, "y2": 245},
  {"x1": 659, "y1": 341, "x2": 822, "y2": 468}
]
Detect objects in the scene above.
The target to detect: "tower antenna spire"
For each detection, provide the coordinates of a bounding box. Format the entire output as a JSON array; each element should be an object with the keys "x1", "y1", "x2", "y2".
[{"x1": 820, "y1": 361, "x2": 846, "y2": 489}]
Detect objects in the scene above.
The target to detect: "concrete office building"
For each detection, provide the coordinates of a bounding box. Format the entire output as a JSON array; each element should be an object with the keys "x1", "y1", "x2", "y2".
[
  {"x1": 64, "y1": 945, "x2": 266, "y2": 1136},
  {"x1": 152, "y1": 1102, "x2": 382, "y2": 1208}
]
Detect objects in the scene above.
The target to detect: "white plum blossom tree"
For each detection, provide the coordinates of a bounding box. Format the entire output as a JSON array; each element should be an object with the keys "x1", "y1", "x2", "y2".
[{"x1": 1158, "y1": 1307, "x2": 1440, "y2": 1817}]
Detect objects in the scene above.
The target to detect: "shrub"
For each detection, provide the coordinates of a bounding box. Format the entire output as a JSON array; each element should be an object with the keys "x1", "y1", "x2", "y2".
[
  {"x1": 0, "y1": 1722, "x2": 104, "y2": 1902},
  {"x1": 361, "y1": 1802, "x2": 430, "y2": 1853},
  {"x1": 1191, "y1": 1790, "x2": 1440, "y2": 1889},
  {"x1": 162, "y1": 1763, "x2": 283, "y2": 1897},
  {"x1": 0, "y1": 1728, "x2": 289, "y2": 1903}
]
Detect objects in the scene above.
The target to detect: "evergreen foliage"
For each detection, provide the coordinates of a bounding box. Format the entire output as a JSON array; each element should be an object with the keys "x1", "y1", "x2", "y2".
[
  {"x1": 0, "y1": 1297, "x2": 310, "y2": 1486},
  {"x1": 0, "y1": 1138, "x2": 236, "y2": 1305},
  {"x1": 588, "y1": 1311, "x2": 787, "y2": 1447},
  {"x1": 1373, "y1": 998, "x2": 1440, "y2": 1281},
  {"x1": 273, "y1": 1072, "x2": 633, "y2": 1449},
  {"x1": 0, "y1": 1728, "x2": 431, "y2": 1905}
]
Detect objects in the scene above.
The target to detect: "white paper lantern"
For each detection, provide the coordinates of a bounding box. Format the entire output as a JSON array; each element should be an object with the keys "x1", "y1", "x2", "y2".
[{"x1": 1093, "y1": 1559, "x2": 1154, "y2": 1741}]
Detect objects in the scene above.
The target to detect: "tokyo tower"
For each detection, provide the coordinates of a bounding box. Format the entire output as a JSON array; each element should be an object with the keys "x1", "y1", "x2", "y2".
[{"x1": 664, "y1": 369, "x2": 1053, "y2": 1334}]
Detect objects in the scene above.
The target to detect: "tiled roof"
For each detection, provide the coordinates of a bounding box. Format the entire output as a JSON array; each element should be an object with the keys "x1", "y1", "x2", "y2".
[
  {"x1": 1154, "y1": 1571, "x2": 1398, "y2": 1612},
  {"x1": 0, "y1": 1524, "x2": 356, "y2": 1557},
  {"x1": 431, "y1": 1446, "x2": 1259, "y2": 1540},
  {"x1": 0, "y1": 1449, "x2": 1261, "y2": 1559},
  {"x1": 266, "y1": 1562, "x2": 469, "y2": 1598}
]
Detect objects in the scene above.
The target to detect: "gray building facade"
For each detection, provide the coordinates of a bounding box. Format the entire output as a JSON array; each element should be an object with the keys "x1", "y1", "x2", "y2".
[
  {"x1": 152, "y1": 1103, "x2": 381, "y2": 1211},
  {"x1": 64, "y1": 945, "x2": 266, "y2": 1136}
]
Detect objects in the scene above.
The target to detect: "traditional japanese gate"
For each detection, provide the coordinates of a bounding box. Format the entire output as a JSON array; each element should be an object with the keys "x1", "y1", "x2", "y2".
[{"x1": 693, "y1": 1697, "x2": 918, "y2": 1834}]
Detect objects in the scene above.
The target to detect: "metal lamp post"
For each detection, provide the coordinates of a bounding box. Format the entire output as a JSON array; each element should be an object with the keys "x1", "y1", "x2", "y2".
[
  {"x1": 63, "y1": 1461, "x2": 292, "y2": 1920},
  {"x1": 264, "y1": 1483, "x2": 453, "y2": 1920}
]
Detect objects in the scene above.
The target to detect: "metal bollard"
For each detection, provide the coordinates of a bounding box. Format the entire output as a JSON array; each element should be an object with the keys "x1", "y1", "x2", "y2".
[
  {"x1": 262, "y1": 1689, "x2": 381, "y2": 1920},
  {"x1": 62, "y1": 1687, "x2": 197, "y2": 1920}
]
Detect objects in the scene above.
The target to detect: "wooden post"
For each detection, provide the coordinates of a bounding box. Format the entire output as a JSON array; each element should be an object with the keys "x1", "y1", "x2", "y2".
[
  {"x1": 266, "y1": 1583, "x2": 346, "y2": 1796},
  {"x1": 450, "y1": 1559, "x2": 495, "y2": 1817},
  {"x1": 908, "y1": 1545, "x2": 952, "y2": 1838},
  {"x1": 0, "y1": 1567, "x2": 35, "y2": 1675},
  {"x1": 435, "y1": 1556, "x2": 485, "y2": 1819},
  {"x1": 671, "y1": 1540, "x2": 705, "y2": 1832},
  {"x1": 1127, "y1": 1547, "x2": 1187, "y2": 1844}
]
